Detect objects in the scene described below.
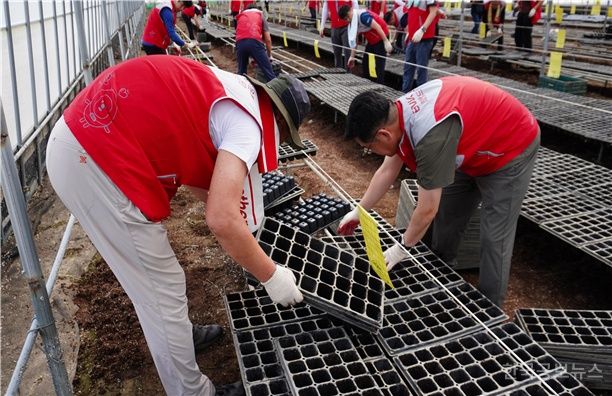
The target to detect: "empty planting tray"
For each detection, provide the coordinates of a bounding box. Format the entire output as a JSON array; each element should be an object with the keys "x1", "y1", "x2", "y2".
[
  {"x1": 256, "y1": 218, "x2": 385, "y2": 332},
  {"x1": 393, "y1": 323, "x2": 571, "y2": 396},
  {"x1": 377, "y1": 282, "x2": 506, "y2": 356},
  {"x1": 275, "y1": 327, "x2": 411, "y2": 396}
]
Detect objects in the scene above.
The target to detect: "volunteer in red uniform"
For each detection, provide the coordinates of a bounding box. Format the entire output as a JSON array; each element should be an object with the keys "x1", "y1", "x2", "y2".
[
  {"x1": 402, "y1": 0, "x2": 440, "y2": 91},
  {"x1": 230, "y1": 0, "x2": 241, "y2": 27},
  {"x1": 181, "y1": 3, "x2": 201, "y2": 40},
  {"x1": 384, "y1": 1, "x2": 409, "y2": 52},
  {"x1": 369, "y1": 0, "x2": 387, "y2": 16},
  {"x1": 514, "y1": 0, "x2": 542, "y2": 49},
  {"x1": 340, "y1": 6, "x2": 392, "y2": 83},
  {"x1": 142, "y1": 1, "x2": 196, "y2": 55},
  {"x1": 307, "y1": 0, "x2": 321, "y2": 20},
  {"x1": 236, "y1": 4, "x2": 276, "y2": 82},
  {"x1": 319, "y1": 0, "x2": 359, "y2": 69},
  {"x1": 340, "y1": 76, "x2": 540, "y2": 308},
  {"x1": 46, "y1": 56, "x2": 310, "y2": 396}
]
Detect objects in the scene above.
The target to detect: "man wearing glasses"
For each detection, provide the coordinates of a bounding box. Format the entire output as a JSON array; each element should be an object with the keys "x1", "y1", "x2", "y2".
[{"x1": 338, "y1": 76, "x2": 540, "y2": 308}]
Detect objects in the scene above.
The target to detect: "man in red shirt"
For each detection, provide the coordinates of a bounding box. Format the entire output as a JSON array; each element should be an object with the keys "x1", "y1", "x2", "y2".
[
  {"x1": 339, "y1": 76, "x2": 540, "y2": 308},
  {"x1": 141, "y1": 1, "x2": 197, "y2": 55},
  {"x1": 235, "y1": 4, "x2": 275, "y2": 81},
  {"x1": 307, "y1": 0, "x2": 321, "y2": 20},
  {"x1": 402, "y1": 0, "x2": 440, "y2": 91},
  {"x1": 319, "y1": 0, "x2": 359, "y2": 69},
  {"x1": 46, "y1": 56, "x2": 310, "y2": 396}
]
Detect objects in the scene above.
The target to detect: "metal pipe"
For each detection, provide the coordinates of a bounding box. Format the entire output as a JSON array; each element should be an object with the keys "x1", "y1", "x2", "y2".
[
  {"x1": 1, "y1": 107, "x2": 73, "y2": 396},
  {"x1": 38, "y1": 1, "x2": 52, "y2": 111},
  {"x1": 4, "y1": 1, "x2": 23, "y2": 146},
  {"x1": 115, "y1": 0, "x2": 126, "y2": 60},
  {"x1": 6, "y1": 215, "x2": 77, "y2": 396},
  {"x1": 458, "y1": 0, "x2": 465, "y2": 66},
  {"x1": 24, "y1": 1, "x2": 39, "y2": 127},
  {"x1": 539, "y1": 0, "x2": 553, "y2": 78},
  {"x1": 74, "y1": 0, "x2": 93, "y2": 84},
  {"x1": 52, "y1": 1, "x2": 62, "y2": 91},
  {"x1": 63, "y1": 1, "x2": 71, "y2": 83},
  {"x1": 102, "y1": 0, "x2": 116, "y2": 67}
]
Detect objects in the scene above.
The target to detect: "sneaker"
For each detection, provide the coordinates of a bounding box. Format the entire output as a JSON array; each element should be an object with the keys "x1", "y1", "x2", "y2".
[
  {"x1": 215, "y1": 380, "x2": 245, "y2": 396},
  {"x1": 192, "y1": 324, "x2": 223, "y2": 354}
]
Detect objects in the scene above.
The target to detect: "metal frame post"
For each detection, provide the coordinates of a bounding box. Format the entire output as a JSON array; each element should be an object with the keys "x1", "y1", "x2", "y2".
[
  {"x1": 1, "y1": 106, "x2": 73, "y2": 396},
  {"x1": 74, "y1": 0, "x2": 94, "y2": 84},
  {"x1": 539, "y1": 0, "x2": 553, "y2": 78},
  {"x1": 3, "y1": 0, "x2": 23, "y2": 145},
  {"x1": 23, "y1": 0, "x2": 39, "y2": 126},
  {"x1": 38, "y1": 1, "x2": 52, "y2": 110},
  {"x1": 102, "y1": 0, "x2": 116, "y2": 67},
  {"x1": 458, "y1": 0, "x2": 465, "y2": 66},
  {"x1": 115, "y1": 0, "x2": 126, "y2": 61}
]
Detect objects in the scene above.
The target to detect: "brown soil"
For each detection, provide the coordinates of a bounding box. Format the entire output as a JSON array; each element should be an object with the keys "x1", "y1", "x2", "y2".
[{"x1": 2, "y1": 38, "x2": 610, "y2": 396}]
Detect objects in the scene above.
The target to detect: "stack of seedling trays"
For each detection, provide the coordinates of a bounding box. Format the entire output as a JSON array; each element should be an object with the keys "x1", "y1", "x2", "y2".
[
  {"x1": 269, "y1": 193, "x2": 351, "y2": 234},
  {"x1": 515, "y1": 308, "x2": 612, "y2": 391},
  {"x1": 278, "y1": 139, "x2": 318, "y2": 162},
  {"x1": 262, "y1": 172, "x2": 304, "y2": 213},
  {"x1": 256, "y1": 218, "x2": 385, "y2": 332}
]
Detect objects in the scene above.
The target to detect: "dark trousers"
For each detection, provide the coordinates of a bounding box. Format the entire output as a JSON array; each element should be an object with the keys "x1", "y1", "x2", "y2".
[
  {"x1": 309, "y1": 7, "x2": 316, "y2": 19},
  {"x1": 331, "y1": 26, "x2": 351, "y2": 69},
  {"x1": 181, "y1": 14, "x2": 196, "y2": 40},
  {"x1": 514, "y1": 12, "x2": 533, "y2": 49},
  {"x1": 231, "y1": 11, "x2": 239, "y2": 28},
  {"x1": 471, "y1": 8, "x2": 483, "y2": 33},
  {"x1": 142, "y1": 44, "x2": 166, "y2": 55},
  {"x1": 402, "y1": 38, "x2": 434, "y2": 92},
  {"x1": 363, "y1": 41, "x2": 386, "y2": 84},
  {"x1": 236, "y1": 38, "x2": 276, "y2": 82}
]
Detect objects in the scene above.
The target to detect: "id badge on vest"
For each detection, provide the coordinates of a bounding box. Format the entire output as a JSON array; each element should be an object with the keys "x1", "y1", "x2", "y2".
[{"x1": 240, "y1": 165, "x2": 264, "y2": 233}]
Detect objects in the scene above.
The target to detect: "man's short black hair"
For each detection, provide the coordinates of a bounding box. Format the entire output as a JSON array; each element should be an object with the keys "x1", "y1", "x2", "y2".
[
  {"x1": 383, "y1": 11, "x2": 394, "y2": 25},
  {"x1": 183, "y1": 1, "x2": 193, "y2": 7},
  {"x1": 245, "y1": 3, "x2": 259, "y2": 10},
  {"x1": 345, "y1": 91, "x2": 391, "y2": 142},
  {"x1": 338, "y1": 5, "x2": 351, "y2": 19}
]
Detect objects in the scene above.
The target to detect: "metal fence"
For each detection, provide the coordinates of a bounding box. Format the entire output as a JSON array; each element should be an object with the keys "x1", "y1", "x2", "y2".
[{"x1": 1, "y1": 1, "x2": 146, "y2": 394}]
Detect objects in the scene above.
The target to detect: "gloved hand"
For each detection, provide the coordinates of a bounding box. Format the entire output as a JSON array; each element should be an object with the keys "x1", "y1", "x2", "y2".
[
  {"x1": 319, "y1": 26, "x2": 325, "y2": 37},
  {"x1": 383, "y1": 38, "x2": 393, "y2": 54},
  {"x1": 269, "y1": 55, "x2": 274, "y2": 61},
  {"x1": 172, "y1": 42, "x2": 182, "y2": 54},
  {"x1": 497, "y1": 27, "x2": 502, "y2": 34},
  {"x1": 186, "y1": 41, "x2": 197, "y2": 49},
  {"x1": 486, "y1": 30, "x2": 492, "y2": 38},
  {"x1": 262, "y1": 265, "x2": 304, "y2": 307},
  {"x1": 528, "y1": 7, "x2": 536, "y2": 18},
  {"x1": 347, "y1": 56, "x2": 356, "y2": 69},
  {"x1": 412, "y1": 27, "x2": 425, "y2": 43},
  {"x1": 337, "y1": 207, "x2": 360, "y2": 235},
  {"x1": 383, "y1": 242, "x2": 410, "y2": 271}
]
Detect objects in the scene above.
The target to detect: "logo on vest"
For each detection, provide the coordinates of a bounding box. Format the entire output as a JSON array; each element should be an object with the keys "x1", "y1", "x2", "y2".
[{"x1": 79, "y1": 73, "x2": 129, "y2": 133}]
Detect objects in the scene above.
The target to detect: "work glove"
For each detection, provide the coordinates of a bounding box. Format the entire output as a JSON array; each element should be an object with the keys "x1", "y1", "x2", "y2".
[
  {"x1": 383, "y1": 38, "x2": 393, "y2": 54},
  {"x1": 383, "y1": 242, "x2": 410, "y2": 271},
  {"x1": 186, "y1": 41, "x2": 197, "y2": 49},
  {"x1": 528, "y1": 7, "x2": 536, "y2": 18},
  {"x1": 262, "y1": 265, "x2": 304, "y2": 307},
  {"x1": 172, "y1": 42, "x2": 182, "y2": 54},
  {"x1": 412, "y1": 27, "x2": 424, "y2": 43},
  {"x1": 337, "y1": 207, "x2": 360, "y2": 235},
  {"x1": 347, "y1": 56, "x2": 356, "y2": 69},
  {"x1": 497, "y1": 27, "x2": 502, "y2": 34}
]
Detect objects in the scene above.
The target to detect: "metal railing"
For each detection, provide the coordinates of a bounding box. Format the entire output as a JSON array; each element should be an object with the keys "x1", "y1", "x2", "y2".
[{"x1": 1, "y1": 1, "x2": 146, "y2": 394}]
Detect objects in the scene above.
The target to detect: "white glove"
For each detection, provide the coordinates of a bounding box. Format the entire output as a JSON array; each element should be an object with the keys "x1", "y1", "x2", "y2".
[
  {"x1": 497, "y1": 27, "x2": 502, "y2": 34},
  {"x1": 412, "y1": 27, "x2": 425, "y2": 43},
  {"x1": 186, "y1": 41, "x2": 197, "y2": 49},
  {"x1": 337, "y1": 207, "x2": 360, "y2": 235},
  {"x1": 528, "y1": 8, "x2": 536, "y2": 18},
  {"x1": 347, "y1": 56, "x2": 356, "y2": 69},
  {"x1": 172, "y1": 42, "x2": 182, "y2": 52},
  {"x1": 262, "y1": 265, "x2": 304, "y2": 307},
  {"x1": 383, "y1": 243, "x2": 410, "y2": 271},
  {"x1": 383, "y1": 39, "x2": 393, "y2": 54}
]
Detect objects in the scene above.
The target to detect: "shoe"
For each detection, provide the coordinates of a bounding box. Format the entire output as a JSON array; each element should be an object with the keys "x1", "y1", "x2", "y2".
[
  {"x1": 215, "y1": 380, "x2": 245, "y2": 396},
  {"x1": 192, "y1": 324, "x2": 223, "y2": 354}
]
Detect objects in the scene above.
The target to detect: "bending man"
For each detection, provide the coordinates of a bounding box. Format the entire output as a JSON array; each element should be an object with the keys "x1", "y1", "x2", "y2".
[{"x1": 339, "y1": 76, "x2": 540, "y2": 307}]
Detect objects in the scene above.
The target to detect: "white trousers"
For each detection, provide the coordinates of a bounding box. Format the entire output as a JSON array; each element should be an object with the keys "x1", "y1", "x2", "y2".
[{"x1": 46, "y1": 117, "x2": 214, "y2": 396}]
